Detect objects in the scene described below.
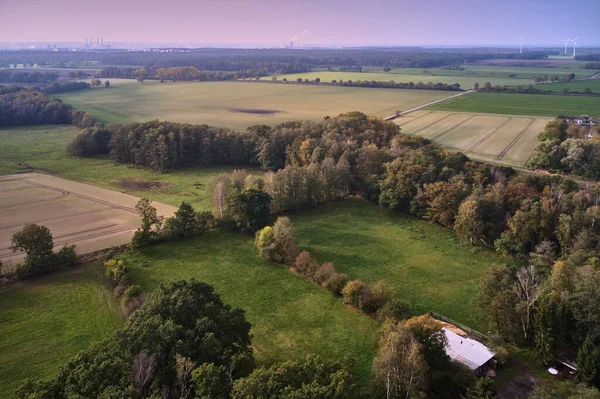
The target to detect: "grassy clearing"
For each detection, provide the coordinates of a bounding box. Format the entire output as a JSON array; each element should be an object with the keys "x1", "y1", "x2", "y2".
[
  {"x1": 426, "y1": 92, "x2": 600, "y2": 117},
  {"x1": 0, "y1": 125, "x2": 240, "y2": 210},
  {"x1": 0, "y1": 263, "x2": 122, "y2": 399},
  {"x1": 57, "y1": 80, "x2": 452, "y2": 129},
  {"x1": 291, "y1": 199, "x2": 504, "y2": 331},
  {"x1": 119, "y1": 230, "x2": 378, "y2": 382}
]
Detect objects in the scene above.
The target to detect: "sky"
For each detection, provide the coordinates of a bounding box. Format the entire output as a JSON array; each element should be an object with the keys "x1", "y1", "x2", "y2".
[{"x1": 0, "y1": 0, "x2": 599, "y2": 47}]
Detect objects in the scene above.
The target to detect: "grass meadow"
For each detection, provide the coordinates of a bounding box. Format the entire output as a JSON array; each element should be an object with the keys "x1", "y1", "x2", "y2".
[
  {"x1": 291, "y1": 199, "x2": 502, "y2": 330},
  {"x1": 0, "y1": 125, "x2": 239, "y2": 210},
  {"x1": 535, "y1": 78, "x2": 600, "y2": 93},
  {"x1": 0, "y1": 263, "x2": 122, "y2": 399},
  {"x1": 57, "y1": 80, "x2": 452, "y2": 129},
  {"x1": 426, "y1": 91, "x2": 600, "y2": 117},
  {"x1": 119, "y1": 230, "x2": 379, "y2": 383}
]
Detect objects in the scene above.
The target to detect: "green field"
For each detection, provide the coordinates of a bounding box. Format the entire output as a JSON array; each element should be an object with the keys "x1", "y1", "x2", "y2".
[
  {"x1": 0, "y1": 263, "x2": 122, "y2": 398},
  {"x1": 292, "y1": 199, "x2": 502, "y2": 330},
  {"x1": 536, "y1": 78, "x2": 600, "y2": 93},
  {"x1": 0, "y1": 125, "x2": 238, "y2": 210},
  {"x1": 119, "y1": 229, "x2": 379, "y2": 382},
  {"x1": 56, "y1": 80, "x2": 453, "y2": 129},
  {"x1": 426, "y1": 92, "x2": 600, "y2": 117}
]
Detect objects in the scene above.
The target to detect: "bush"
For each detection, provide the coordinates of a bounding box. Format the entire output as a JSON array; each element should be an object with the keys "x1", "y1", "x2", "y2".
[
  {"x1": 196, "y1": 211, "x2": 215, "y2": 233},
  {"x1": 314, "y1": 262, "x2": 335, "y2": 285},
  {"x1": 322, "y1": 272, "x2": 349, "y2": 296},
  {"x1": 293, "y1": 251, "x2": 319, "y2": 279},
  {"x1": 376, "y1": 298, "x2": 412, "y2": 322},
  {"x1": 342, "y1": 280, "x2": 374, "y2": 312},
  {"x1": 370, "y1": 280, "x2": 393, "y2": 311},
  {"x1": 55, "y1": 244, "x2": 78, "y2": 268},
  {"x1": 121, "y1": 284, "x2": 142, "y2": 305},
  {"x1": 104, "y1": 259, "x2": 127, "y2": 285}
]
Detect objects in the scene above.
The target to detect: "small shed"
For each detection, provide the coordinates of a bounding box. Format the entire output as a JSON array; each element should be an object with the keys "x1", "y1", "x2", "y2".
[{"x1": 443, "y1": 328, "x2": 496, "y2": 376}]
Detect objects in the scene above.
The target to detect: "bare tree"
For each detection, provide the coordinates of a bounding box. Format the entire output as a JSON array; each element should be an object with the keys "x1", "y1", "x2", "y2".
[
  {"x1": 513, "y1": 265, "x2": 541, "y2": 340},
  {"x1": 132, "y1": 351, "x2": 156, "y2": 396},
  {"x1": 372, "y1": 322, "x2": 428, "y2": 399},
  {"x1": 175, "y1": 354, "x2": 196, "y2": 399}
]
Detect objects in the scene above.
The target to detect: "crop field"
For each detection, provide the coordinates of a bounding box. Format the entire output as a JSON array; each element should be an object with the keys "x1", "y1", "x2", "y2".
[
  {"x1": 0, "y1": 125, "x2": 239, "y2": 210},
  {"x1": 0, "y1": 173, "x2": 176, "y2": 266},
  {"x1": 395, "y1": 110, "x2": 552, "y2": 165},
  {"x1": 535, "y1": 78, "x2": 600, "y2": 93},
  {"x1": 56, "y1": 80, "x2": 453, "y2": 129},
  {"x1": 426, "y1": 91, "x2": 600, "y2": 117},
  {"x1": 0, "y1": 263, "x2": 122, "y2": 399},
  {"x1": 119, "y1": 230, "x2": 379, "y2": 382}
]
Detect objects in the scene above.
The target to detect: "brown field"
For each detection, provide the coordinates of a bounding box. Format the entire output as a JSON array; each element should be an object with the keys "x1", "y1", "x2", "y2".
[
  {"x1": 396, "y1": 111, "x2": 552, "y2": 166},
  {"x1": 0, "y1": 173, "x2": 176, "y2": 268}
]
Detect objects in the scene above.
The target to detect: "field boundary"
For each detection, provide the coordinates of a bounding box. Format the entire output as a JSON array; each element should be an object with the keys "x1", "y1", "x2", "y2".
[{"x1": 384, "y1": 89, "x2": 474, "y2": 120}]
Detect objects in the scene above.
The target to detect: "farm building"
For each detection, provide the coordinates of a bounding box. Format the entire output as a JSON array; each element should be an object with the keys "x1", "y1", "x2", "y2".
[{"x1": 443, "y1": 328, "x2": 496, "y2": 376}]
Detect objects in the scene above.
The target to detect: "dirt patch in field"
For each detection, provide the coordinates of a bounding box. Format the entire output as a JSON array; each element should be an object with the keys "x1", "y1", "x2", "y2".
[
  {"x1": 229, "y1": 108, "x2": 281, "y2": 115},
  {"x1": 118, "y1": 178, "x2": 175, "y2": 191}
]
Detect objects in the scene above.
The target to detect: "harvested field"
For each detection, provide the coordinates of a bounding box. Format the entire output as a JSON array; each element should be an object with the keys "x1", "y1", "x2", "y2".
[
  {"x1": 56, "y1": 80, "x2": 455, "y2": 130},
  {"x1": 0, "y1": 173, "x2": 175, "y2": 267},
  {"x1": 396, "y1": 110, "x2": 552, "y2": 166}
]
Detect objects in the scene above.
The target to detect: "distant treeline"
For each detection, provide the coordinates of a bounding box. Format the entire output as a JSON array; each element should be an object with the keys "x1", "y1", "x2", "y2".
[
  {"x1": 0, "y1": 48, "x2": 556, "y2": 74},
  {"x1": 98, "y1": 66, "x2": 239, "y2": 81},
  {"x1": 583, "y1": 62, "x2": 600, "y2": 69},
  {"x1": 0, "y1": 85, "x2": 95, "y2": 128},
  {"x1": 42, "y1": 81, "x2": 90, "y2": 94},
  {"x1": 0, "y1": 69, "x2": 59, "y2": 84},
  {"x1": 266, "y1": 77, "x2": 462, "y2": 91}
]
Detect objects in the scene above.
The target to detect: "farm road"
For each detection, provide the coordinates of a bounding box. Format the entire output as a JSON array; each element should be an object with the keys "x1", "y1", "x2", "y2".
[{"x1": 384, "y1": 90, "x2": 474, "y2": 120}]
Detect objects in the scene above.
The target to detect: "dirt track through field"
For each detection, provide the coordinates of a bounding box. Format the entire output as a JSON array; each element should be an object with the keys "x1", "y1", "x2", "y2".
[
  {"x1": 465, "y1": 117, "x2": 512, "y2": 154},
  {"x1": 495, "y1": 119, "x2": 535, "y2": 161},
  {"x1": 0, "y1": 173, "x2": 176, "y2": 265}
]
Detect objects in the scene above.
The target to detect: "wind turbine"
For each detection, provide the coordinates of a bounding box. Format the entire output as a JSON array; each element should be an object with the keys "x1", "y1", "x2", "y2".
[
  {"x1": 562, "y1": 39, "x2": 571, "y2": 54},
  {"x1": 572, "y1": 36, "x2": 579, "y2": 58},
  {"x1": 519, "y1": 38, "x2": 524, "y2": 54}
]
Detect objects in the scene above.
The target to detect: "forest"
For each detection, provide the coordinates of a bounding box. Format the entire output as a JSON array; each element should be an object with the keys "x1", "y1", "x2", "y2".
[{"x1": 528, "y1": 119, "x2": 600, "y2": 179}]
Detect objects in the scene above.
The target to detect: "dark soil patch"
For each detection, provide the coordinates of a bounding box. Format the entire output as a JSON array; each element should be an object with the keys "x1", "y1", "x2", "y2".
[
  {"x1": 118, "y1": 178, "x2": 175, "y2": 191},
  {"x1": 229, "y1": 108, "x2": 281, "y2": 115}
]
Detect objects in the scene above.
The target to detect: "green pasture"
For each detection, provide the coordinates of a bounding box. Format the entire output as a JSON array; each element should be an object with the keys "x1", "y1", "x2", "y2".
[
  {"x1": 0, "y1": 263, "x2": 122, "y2": 399},
  {"x1": 292, "y1": 199, "x2": 501, "y2": 330},
  {"x1": 0, "y1": 125, "x2": 239, "y2": 210},
  {"x1": 56, "y1": 80, "x2": 452, "y2": 129},
  {"x1": 535, "y1": 79, "x2": 600, "y2": 93},
  {"x1": 120, "y1": 230, "x2": 379, "y2": 383},
  {"x1": 426, "y1": 91, "x2": 600, "y2": 117}
]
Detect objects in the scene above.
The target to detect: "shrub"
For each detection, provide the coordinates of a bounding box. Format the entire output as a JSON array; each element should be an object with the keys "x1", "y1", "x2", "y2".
[
  {"x1": 196, "y1": 211, "x2": 215, "y2": 233},
  {"x1": 293, "y1": 251, "x2": 319, "y2": 279},
  {"x1": 104, "y1": 259, "x2": 127, "y2": 285},
  {"x1": 55, "y1": 244, "x2": 78, "y2": 268},
  {"x1": 342, "y1": 280, "x2": 374, "y2": 312},
  {"x1": 322, "y1": 272, "x2": 349, "y2": 296},
  {"x1": 255, "y1": 226, "x2": 275, "y2": 259},
  {"x1": 370, "y1": 280, "x2": 394, "y2": 311},
  {"x1": 376, "y1": 298, "x2": 412, "y2": 322},
  {"x1": 314, "y1": 262, "x2": 335, "y2": 285},
  {"x1": 121, "y1": 285, "x2": 142, "y2": 305}
]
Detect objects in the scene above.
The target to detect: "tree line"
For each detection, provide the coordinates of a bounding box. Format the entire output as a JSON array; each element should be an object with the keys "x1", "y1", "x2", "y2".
[
  {"x1": 268, "y1": 77, "x2": 462, "y2": 91},
  {"x1": 0, "y1": 69, "x2": 59, "y2": 84},
  {"x1": 0, "y1": 86, "x2": 96, "y2": 128}
]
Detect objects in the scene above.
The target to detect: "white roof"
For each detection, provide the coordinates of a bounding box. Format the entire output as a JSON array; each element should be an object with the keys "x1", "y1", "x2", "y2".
[{"x1": 443, "y1": 328, "x2": 495, "y2": 370}]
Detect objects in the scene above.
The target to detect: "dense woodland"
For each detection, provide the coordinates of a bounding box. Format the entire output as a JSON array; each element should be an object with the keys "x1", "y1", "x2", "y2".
[
  {"x1": 0, "y1": 69, "x2": 59, "y2": 84},
  {"x1": 0, "y1": 48, "x2": 556, "y2": 76},
  {"x1": 0, "y1": 85, "x2": 96, "y2": 127},
  {"x1": 528, "y1": 119, "x2": 600, "y2": 179}
]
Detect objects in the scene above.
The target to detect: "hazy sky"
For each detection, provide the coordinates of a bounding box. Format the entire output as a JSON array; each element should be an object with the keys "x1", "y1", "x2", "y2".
[{"x1": 1, "y1": 0, "x2": 599, "y2": 46}]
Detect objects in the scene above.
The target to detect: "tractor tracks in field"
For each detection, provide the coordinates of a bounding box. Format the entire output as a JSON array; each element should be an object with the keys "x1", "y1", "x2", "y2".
[
  {"x1": 495, "y1": 118, "x2": 535, "y2": 161},
  {"x1": 430, "y1": 115, "x2": 477, "y2": 142},
  {"x1": 465, "y1": 117, "x2": 513, "y2": 155},
  {"x1": 410, "y1": 113, "x2": 456, "y2": 135},
  {"x1": 395, "y1": 111, "x2": 434, "y2": 127}
]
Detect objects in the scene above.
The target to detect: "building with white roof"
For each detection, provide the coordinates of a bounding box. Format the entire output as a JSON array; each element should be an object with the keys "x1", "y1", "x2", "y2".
[{"x1": 443, "y1": 328, "x2": 496, "y2": 375}]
